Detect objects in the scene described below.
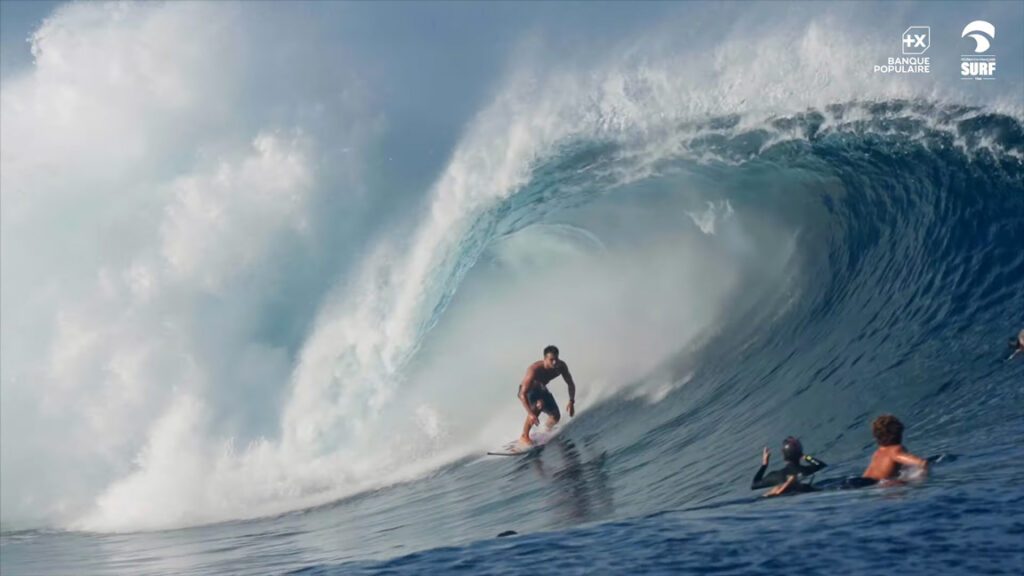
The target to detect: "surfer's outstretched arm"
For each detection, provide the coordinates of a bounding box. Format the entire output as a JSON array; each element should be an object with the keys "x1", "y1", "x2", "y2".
[
  {"x1": 751, "y1": 447, "x2": 779, "y2": 489},
  {"x1": 751, "y1": 465, "x2": 772, "y2": 489},
  {"x1": 517, "y1": 366, "x2": 541, "y2": 445},
  {"x1": 560, "y1": 362, "x2": 577, "y2": 417},
  {"x1": 895, "y1": 448, "x2": 928, "y2": 474},
  {"x1": 764, "y1": 475, "x2": 797, "y2": 497},
  {"x1": 802, "y1": 454, "x2": 827, "y2": 474},
  {"x1": 519, "y1": 368, "x2": 535, "y2": 413},
  {"x1": 518, "y1": 368, "x2": 540, "y2": 425}
]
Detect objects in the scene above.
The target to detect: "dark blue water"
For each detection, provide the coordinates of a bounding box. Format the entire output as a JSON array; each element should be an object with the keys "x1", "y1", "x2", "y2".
[{"x1": 3, "y1": 102, "x2": 1023, "y2": 575}]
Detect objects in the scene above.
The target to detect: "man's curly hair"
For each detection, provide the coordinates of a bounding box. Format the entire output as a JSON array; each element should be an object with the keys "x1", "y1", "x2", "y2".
[{"x1": 872, "y1": 414, "x2": 904, "y2": 446}]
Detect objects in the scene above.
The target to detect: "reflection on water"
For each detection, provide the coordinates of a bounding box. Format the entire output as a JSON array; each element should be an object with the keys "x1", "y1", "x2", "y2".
[{"x1": 518, "y1": 438, "x2": 614, "y2": 526}]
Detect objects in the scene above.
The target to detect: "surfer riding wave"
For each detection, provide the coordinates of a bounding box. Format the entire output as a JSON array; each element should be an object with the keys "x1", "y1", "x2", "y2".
[{"x1": 517, "y1": 345, "x2": 577, "y2": 446}]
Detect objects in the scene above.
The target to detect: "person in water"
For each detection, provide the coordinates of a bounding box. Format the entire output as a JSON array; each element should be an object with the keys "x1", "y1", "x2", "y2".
[
  {"x1": 517, "y1": 345, "x2": 577, "y2": 446},
  {"x1": 1007, "y1": 329, "x2": 1024, "y2": 361},
  {"x1": 751, "y1": 436, "x2": 827, "y2": 497},
  {"x1": 862, "y1": 414, "x2": 928, "y2": 482}
]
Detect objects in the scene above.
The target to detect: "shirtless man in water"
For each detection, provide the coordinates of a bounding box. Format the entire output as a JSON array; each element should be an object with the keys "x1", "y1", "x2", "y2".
[
  {"x1": 518, "y1": 345, "x2": 577, "y2": 446},
  {"x1": 863, "y1": 414, "x2": 928, "y2": 481}
]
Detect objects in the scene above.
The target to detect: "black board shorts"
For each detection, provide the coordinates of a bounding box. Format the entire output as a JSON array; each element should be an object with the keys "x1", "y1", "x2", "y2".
[{"x1": 522, "y1": 385, "x2": 559, "y2": 417}]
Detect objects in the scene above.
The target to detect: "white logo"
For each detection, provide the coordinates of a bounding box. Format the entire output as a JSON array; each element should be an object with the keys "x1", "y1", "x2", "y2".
[
  {"x1": 961, "y1": 20, "x2": 995, "y2": 53},
  {"x1": 902, "y1": 26, "x2": 930, "y2": 55},
  {"x1": 960, "y1": 20, "x2": 996, "y2": 79},
  {"x1": 874, "y1": 25, "x2": 931, "y2": 75}
]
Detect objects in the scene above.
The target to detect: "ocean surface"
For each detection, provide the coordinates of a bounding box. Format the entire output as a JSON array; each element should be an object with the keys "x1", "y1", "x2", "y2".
[{"x1": 4, "y1": 2, "x2": 1024, "y2": 574}]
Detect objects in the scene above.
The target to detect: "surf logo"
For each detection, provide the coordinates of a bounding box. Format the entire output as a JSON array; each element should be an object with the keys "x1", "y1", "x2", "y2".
[
  {"x1": 961, "y1": 20, "x2": 994, "y2": 53},
  {"x1": 902, "y1": 26, "x2": 930, "y2": 55},
  {"x1": 874, "y1": 25, "x2": 931, "y2": 75},
  {"x1": 960, "y1": 20, "x2": 996, "y2": 80}
]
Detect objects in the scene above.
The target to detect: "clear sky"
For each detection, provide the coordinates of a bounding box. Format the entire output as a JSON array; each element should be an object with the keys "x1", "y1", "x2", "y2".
[{"x1": 0, "y1": 1, "x2": 61, "y2": 77}]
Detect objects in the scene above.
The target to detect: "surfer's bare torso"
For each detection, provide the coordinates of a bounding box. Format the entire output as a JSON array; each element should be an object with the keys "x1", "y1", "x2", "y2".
[{"x1": 522, "y1": 360, "x2": 565, "y2": 392}]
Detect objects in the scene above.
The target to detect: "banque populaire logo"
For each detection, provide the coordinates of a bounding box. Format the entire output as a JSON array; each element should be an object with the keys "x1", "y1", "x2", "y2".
[
  {"x1": 902, "y1": 26, "x2": 930, "y2": 55},
  {"x1": 961, "y1": 20, "x2": 996, "y2": 80},
  {"x1": 875, "y1": 26, "x2": 931, "y2": 74}
]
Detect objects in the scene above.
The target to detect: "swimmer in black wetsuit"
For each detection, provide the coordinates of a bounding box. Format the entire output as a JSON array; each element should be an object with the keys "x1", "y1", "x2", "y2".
[{"x1": 751, "y1": 437, "x2": 827, "y2": 497}]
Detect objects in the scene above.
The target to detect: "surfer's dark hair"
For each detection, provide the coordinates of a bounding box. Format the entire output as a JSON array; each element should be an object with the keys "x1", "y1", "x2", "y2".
[
  {"x1": 872, "y1": 414, "x2": 904, "y2": 446},
  {"x1": 543, "y1": 345, "x2": 559, "y2": 357}
]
